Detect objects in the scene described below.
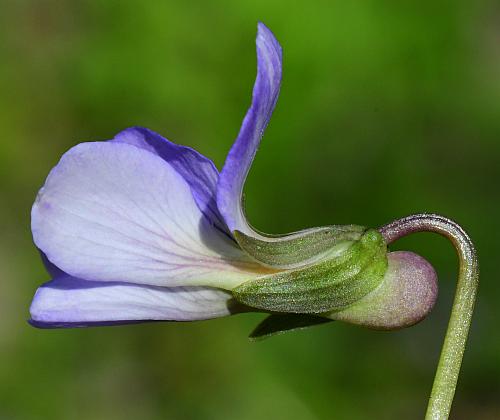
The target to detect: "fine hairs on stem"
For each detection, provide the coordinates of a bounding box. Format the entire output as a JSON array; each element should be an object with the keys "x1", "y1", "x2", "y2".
[{"x1": 379, "y1": 214, "x2": 479, "y2": 420}]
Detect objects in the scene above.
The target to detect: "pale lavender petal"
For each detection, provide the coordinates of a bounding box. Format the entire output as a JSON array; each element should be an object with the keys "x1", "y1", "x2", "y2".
[
  {"x1": 32, "y1": 141, "x2": 270, "y2": 289},
  {"x1": 114, "y1": 127, "x2": 229, "y2": 236},
  {"x1": 217, "y1": 22, "x2": 282, "y2": 235},
  {"x1": 30, "y1": 275, "x2": 236, "y2": 327}
]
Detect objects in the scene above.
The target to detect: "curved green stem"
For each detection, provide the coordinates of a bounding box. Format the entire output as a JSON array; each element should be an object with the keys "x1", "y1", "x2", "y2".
[{"x1": 379, "y1": 214, "x2": 479, "y2": 420}]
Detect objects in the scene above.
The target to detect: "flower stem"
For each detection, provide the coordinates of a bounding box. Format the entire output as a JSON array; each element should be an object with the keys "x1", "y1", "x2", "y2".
[{"x1": 379, "y1": 214, "x2": 479, "y2": 420}]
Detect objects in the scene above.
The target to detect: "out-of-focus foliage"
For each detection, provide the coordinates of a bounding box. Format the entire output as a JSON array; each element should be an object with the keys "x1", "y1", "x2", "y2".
[{"x1": 1, "y1": 1, "x2": 499, "y2": 419}]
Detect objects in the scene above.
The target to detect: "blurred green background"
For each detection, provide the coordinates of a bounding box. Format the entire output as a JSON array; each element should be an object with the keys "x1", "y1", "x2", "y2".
[{"x1": 1, "y1": 0, "x2": 499, "y2": 419}]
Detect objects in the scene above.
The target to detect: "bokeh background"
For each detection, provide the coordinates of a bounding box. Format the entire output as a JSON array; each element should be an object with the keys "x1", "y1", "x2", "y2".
[{"x1": 1, "y1": 1, "x2": 499, "y2": 419}]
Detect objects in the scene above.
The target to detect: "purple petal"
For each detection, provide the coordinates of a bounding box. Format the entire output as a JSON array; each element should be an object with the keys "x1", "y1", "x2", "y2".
[
  {"x1": 30, "y1": 274, "x2": 236, "y2": 327},
  {"x1": 114, "y1": 127, "x2": 229, "y2": 236},
  {"x1": 32, "y1": 141, "x2": 270, "y2": 289},
  {"x1": 39, "y1": 250, "x2": 65, "y2": 278},
  {"x1": 217, "y1": 22, "x2": 282, "y2": 235}
]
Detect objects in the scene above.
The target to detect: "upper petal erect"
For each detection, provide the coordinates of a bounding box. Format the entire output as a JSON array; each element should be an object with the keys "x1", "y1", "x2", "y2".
[
  {"x1": 32, "y1": 141, "x2": 271, "y2": 289},
  {"x1": 217, "y1": 22, "x2": 282, "y2": 236},
  {"x1": 215, "y1": 24, "x2": 364, "y2": 271}
]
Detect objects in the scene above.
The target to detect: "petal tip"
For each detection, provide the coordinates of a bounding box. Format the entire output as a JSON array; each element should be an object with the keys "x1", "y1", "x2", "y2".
[
  {"x1": 256, "y1": 22, "x2": 282, "y2": 58},
  {"x1": 256, "y1": 21, "x2": 273, "y2": 38}
]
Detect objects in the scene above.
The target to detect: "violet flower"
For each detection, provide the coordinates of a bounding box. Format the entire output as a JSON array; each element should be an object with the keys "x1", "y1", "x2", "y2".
[
  {"x1": 30, "y1": 23, "x2": 478, "y2": 419},
  {"x1": 30, "y1": 23, "x2": 434, "y2": 328}
]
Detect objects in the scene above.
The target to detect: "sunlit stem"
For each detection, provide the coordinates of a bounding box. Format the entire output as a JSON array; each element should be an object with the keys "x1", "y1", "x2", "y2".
[{"x1": 379, "y1": 214, "x2": 479, "y2": 420}]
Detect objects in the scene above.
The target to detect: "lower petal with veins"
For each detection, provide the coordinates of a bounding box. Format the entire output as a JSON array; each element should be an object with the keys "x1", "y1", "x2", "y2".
[{"x1": 30, "y1": 275, "x2": 239, "y2": 327}]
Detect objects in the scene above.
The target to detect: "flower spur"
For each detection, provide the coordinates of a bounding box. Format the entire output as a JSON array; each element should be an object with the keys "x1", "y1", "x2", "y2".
[{"x1": 30, "y1": 23, "x2": 478, "y2": 420}]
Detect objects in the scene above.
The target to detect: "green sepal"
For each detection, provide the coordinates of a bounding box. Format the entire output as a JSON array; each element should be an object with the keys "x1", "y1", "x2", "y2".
[
  {"x1": 233, "y1": 229, "x2": 388, "y2": 314},
  {"x1": 249, "y1": 314, "x2": 332, "y2": 341},
  {"x1": 234, "y1": 225, "x2": 366, "y2": 269}
]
